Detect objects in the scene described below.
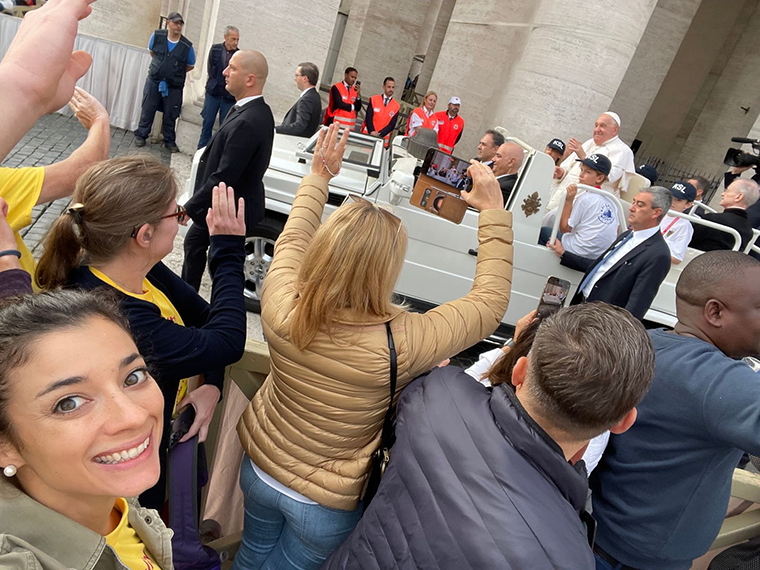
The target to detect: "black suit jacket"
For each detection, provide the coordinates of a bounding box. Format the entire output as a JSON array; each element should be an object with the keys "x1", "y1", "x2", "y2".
[
  {"x1": 689, "y1": 208, "x2": 754, "y2": 251},
  {"x1": 276, "y1": 87, "x2": 321, "y2": 137},
  {"x1": 497, "y1": 173, "x2": 518, "y2": 205},
  {"x1": 567, "y1": 229, "x2": 671, "y2": 320},
  {"x1": 185, "y1": 97, "x2": 274, "y2": 231}
]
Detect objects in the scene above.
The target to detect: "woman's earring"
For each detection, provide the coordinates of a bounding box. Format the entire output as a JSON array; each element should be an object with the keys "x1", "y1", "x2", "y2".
[{"x1": 3, "y1": 465, "x2": 16, "y2": 477}]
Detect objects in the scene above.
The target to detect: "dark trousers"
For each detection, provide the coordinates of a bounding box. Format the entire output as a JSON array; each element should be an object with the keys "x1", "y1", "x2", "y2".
[
  {"x1": 134, "y1": 78, "x2": 184, "y2": 144},
  {"x1": 182, "y1": 222, "x2": 211, "y2": 291},
  {"x1": 198, "y1": 94, "x2": 234, "y2": 149}
]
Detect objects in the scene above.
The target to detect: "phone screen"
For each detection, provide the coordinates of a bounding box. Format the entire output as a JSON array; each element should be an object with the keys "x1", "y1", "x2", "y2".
[
  {"x1": 410, "y1": 148, "x2": 472, "y2": 224},
  {"x1": 536, "y1": 276, "x2": 571, "y2": 320}
]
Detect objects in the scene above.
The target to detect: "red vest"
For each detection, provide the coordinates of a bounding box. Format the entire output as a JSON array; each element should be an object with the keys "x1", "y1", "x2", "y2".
[
  {"x1": 362, "y1": 94, "x2": 400, "y2": 146},
  {"x1": 435, "y1": 111, "x2": 465, "y2": 154},
  {"x1": 324, "y1": 82, "x2": 357, "y2": 129},
  {"x1": 406, "y1": 107, "x2": 438, "y2": 136}
]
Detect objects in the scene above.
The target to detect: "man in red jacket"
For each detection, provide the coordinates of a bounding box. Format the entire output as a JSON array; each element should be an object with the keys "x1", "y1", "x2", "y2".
[{"x1": 435, "y1": 96, "x2": 465, "y2": 154}]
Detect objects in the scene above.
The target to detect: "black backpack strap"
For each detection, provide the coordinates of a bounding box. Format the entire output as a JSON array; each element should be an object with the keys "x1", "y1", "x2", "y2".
[{"x1": 380, "y1": 322, "x2": 397, "y2": 445}]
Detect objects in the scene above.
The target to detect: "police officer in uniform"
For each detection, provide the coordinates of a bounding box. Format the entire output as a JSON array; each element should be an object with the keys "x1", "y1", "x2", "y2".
[{"x1": 134, "y1": 12, "x2": 196, "y2": 153}]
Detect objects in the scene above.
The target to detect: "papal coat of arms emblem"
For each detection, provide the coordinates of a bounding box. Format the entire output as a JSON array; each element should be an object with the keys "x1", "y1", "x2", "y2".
[{"x1": 521, "y1": 192, "x2": 541, "y2": 217}]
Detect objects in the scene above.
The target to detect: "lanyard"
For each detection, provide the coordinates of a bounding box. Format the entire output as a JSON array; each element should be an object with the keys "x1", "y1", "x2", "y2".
[{"x1": 661, "y1": 217, "x2": 679, "y2": 235}]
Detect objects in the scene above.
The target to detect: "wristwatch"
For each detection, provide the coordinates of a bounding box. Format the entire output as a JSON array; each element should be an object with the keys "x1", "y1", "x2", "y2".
[{"x1": 504, "y1": 338, "x2": 515, "y2": 349}]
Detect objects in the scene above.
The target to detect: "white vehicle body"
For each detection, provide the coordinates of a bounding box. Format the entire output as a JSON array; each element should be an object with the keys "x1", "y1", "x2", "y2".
[{"x1": 183, "y1": 129, "x2": 756, "y2": 338}]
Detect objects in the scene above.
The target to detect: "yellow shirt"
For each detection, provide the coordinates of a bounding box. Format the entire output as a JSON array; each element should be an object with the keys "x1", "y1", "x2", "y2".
[
  {"x1": 88, "y1": 268, "x2": 189, "y2": 413},
  {"x1": 0, "y1": 166, "x2": 44, "y2": 278},
  {"x1": 105, "y1": 498, "x2": 163, "y2": 570}
]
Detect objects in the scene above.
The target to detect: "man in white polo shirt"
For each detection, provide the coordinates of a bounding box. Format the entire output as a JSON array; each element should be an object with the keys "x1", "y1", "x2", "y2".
[{"x1": 660, "y1": 181, "x2": 696, "y2": 264}]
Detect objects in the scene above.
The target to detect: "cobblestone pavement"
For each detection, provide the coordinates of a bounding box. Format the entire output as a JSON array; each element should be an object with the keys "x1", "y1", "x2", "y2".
[{"x1": 2, "y1": 113, "x2": 171, "y2": 257}]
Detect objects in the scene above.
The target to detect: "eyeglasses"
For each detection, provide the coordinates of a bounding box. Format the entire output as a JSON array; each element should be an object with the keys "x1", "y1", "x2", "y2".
[
  {"x1": 342, "y1": 194, "x2": 404, "y2": 242},
  {"x1": 130, "y1": 205, "x2": 187, "y2": 238},
  {"x1": 162, "y1": 204, "x2": 187, "y2": 224}
]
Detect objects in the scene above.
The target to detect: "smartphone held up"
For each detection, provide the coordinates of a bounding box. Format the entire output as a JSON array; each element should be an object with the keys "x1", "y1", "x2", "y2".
[{"x1": 410, "y1": 148, "x2": 472, "y2": 224}]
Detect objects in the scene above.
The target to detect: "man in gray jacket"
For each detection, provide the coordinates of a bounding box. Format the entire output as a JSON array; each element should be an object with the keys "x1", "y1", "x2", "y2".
[{"x1": 323, "y1": 303, "x2": 655, "y2": 569}]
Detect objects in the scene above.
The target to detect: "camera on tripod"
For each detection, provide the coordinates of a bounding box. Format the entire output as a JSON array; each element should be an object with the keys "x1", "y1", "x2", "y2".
[{"x1": 724, "y1": 137, "x2": 760, "y2": 169}]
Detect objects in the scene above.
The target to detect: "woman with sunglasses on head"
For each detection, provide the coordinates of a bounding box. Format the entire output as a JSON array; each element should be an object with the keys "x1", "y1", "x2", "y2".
[
  {"x1": 0, "y1": 290, "x2": 173, "y2": 570},
  {"x1": 233, "y1": 123, "x2": 513, "y2": 570},
  {"x1": 35, "y1": 155, "x2": 247, "y2": 510}
]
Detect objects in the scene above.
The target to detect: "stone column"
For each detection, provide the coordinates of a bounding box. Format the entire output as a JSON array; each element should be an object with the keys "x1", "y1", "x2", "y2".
[
  {"x1": 332, "y1": 0, "x2": 431, "y2": 103},
  {"x1": 78, "y1": 0, "x2": 161, "y2": 48},
  {"x1": 609, "y1": 0, "x2": 702, "y2": 145},
  {"x1": 676, "y1": 1, "x2": 760, "y2": 173},
  {"x1": 214, "y1": 0, "x2": 341, "y2": 120},
  {"x1": 633, "y1": 0, "x2": 752, "y2": 163},
  {"x1": 413, "y1": 0, "x2": 456, "y2": 95},
  {"x1": 427, "y1": 0, "x2": 658, "y2": 156}
]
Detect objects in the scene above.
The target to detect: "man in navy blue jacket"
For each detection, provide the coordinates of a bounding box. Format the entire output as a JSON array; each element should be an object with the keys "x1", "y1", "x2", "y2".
[
  {"x1": 323, "y1": 303, "x2": 655, "y2": 570},
  {"x1": 197, "y1": 26, "x2": 239, "y2": 149},
  {"x1": 591, "y1": 251, "x2": 760, "y2": 570}
]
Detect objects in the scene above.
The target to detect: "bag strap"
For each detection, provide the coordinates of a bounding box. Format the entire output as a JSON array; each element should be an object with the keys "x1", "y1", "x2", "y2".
[{"x1": 380, "y1": 322, "x2": 398, "y2": 446}]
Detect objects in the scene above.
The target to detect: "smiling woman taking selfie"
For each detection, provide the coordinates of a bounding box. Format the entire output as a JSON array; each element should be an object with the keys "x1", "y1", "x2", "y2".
[
  {"x1": 0, "y1": 290, "x2": 173, "y2": 570},
  {"x1": 35, "y1": 155, "x2": 247, "y2": 510}
]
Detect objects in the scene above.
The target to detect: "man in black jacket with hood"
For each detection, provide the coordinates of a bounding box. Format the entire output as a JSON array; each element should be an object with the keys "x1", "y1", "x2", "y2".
[{"x1": 323, "y1": 303, "x2": 655, "y2": 570}]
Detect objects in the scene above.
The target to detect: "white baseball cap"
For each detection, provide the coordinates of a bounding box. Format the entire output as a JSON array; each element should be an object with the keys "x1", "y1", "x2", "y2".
[{"x1": 449, "y1": 97, "x2": 461, "y2": 105}]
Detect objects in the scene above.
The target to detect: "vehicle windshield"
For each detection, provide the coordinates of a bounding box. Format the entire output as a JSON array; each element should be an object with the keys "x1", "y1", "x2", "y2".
[{"x1": 304, "y1": 131, "x2": 379, "y2": 168}]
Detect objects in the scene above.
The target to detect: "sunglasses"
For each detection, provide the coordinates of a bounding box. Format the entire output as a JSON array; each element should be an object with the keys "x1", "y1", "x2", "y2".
[
  {"x1": 162, "y1": 204, "x2": 188, "y2": 224},
  {"x1": 130, "y1": 205, "x2": 187, "y2": 238},
  {"x1": 342, "y1": 194, "x2": 404, "y2": 241}
]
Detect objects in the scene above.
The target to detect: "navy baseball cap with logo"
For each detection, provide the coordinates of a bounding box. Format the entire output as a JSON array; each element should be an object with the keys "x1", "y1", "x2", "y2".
[
  {"x1": 576, "y1": 153, "x2": 612, "y2": 177},
  {"x1": 669, "y1": 181, "x2": 697, "y2": 202},
  {"x1": 546, "y1": 138, "x2": 565, "y2": 153},
  {"x1": 637, "y1": 164, "x2": 658, "y2": 185}
]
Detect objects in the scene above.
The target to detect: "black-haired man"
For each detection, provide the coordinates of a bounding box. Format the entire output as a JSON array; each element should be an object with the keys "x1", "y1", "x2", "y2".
[{"x1": 592, "y1": 251, "x2": 760, "y2": 570}]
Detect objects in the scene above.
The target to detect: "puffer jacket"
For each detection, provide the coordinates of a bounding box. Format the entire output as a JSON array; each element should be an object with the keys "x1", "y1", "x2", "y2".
[
  {"x1": 237, "y1": 174, "x2": 513, "y2": 511},
  {"x1": 322, "y1": 367, "x2": 595, "y2": 569},
  {"x1": 0, "y1": 479, "x2": 174, "y2": 570}
]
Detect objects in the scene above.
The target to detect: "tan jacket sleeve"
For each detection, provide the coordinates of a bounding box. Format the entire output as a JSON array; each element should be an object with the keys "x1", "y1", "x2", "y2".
[
  {"x1": 403, "y1": 209, "x2": 513, "y2": 379},
  {"x1": 261, "y1": 174, "x2": 329, "y2": 304}
]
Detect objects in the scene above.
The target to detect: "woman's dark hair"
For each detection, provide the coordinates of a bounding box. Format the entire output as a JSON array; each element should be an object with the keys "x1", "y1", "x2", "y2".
[
  {"x1": 0, "y1": 290, "x2": 131, "y2": 445},
  {"x1": 486, "y1": 319, "x2": 540, "y2": 387}
]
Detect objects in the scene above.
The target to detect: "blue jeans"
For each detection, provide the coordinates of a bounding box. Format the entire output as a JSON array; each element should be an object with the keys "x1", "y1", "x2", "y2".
[
  {"x1": 538, "y1": 225, "x2": 563, "y2": 246},
  {"x1": 197, "y1": 94, "x2": 234, "y2": 149},
  {"x1": 232, "y1": 459, "x2": 363, "y2": 570}
]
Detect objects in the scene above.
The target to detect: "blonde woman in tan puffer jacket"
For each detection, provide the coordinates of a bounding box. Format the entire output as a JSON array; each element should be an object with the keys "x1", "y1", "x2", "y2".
[{"x1": 234, "y1": 124, "x2": 513, "y2": 570}]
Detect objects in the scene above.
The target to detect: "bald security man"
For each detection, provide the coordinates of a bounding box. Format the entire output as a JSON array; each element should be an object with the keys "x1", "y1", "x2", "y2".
[
  {"x1": 182, "y1": 50, "x2": 275, "y2": 290},
  {"x1": 492, "y1": 142, "x2": 524, "y2": 204}
]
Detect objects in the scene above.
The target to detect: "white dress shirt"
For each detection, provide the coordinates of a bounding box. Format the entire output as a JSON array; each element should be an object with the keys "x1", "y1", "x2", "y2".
[
  {"x1": 582, "y1": 225, "x2": 660, "y2": 298},
  {"x1": 659, "y1": 215, "x2": 694, "y2": 262},
  {"x1": 234, "y1": 94, "x2": 263, "y2": 109}
]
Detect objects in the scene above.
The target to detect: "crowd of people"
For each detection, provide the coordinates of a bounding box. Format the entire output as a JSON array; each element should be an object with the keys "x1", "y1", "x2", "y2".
[{"x1": 2, "y1": 2, "x2": 760, "y2": 570}]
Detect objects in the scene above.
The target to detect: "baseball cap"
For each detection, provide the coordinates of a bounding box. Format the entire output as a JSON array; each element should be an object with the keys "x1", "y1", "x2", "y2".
[
  {"x1": 576, "y1": 153, "x2": 611, "y2": 177},
  {"x1": 167, "y1": 12, "x2": 184, "y2": 23},
  {"x1": 449, "y1": 97, "x2": 461, "y2": 105},
  {"x1": 669, "y1": 181, "x2": 697, "y2": 202},
  {"x1": 637, "y1": 164, "x2": 658, "y2": 185},
  {"x1": 546, "y1": 138, "x2": 565, "y2": 153}
]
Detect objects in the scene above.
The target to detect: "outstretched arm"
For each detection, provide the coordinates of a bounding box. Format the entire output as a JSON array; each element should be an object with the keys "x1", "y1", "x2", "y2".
[{"x1": 0, "y1": 0, "x2": 97, "y2": 161}]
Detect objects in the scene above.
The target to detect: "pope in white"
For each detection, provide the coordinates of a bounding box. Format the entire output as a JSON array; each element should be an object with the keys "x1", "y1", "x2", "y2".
[{"x1": 545, "y1": 112, "x2": 636, "y2": 215}]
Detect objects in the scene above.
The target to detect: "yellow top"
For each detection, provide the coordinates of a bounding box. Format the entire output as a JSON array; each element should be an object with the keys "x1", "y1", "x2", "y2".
[
  {"x1": 105, "y1": 498, "x2": 162, "y2": 570},
  {"x1": 0, "y1": 166, "x2": 44, "y2": 279},
  {"x1": 89, "y1": 267, "x2": 188, "y2": 413}
]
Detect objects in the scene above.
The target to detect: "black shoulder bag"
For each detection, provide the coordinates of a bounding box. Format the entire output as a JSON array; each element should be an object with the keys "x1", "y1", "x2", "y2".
[{"x1": 362, "y1": 322, "x2": 398, "y2": 507}]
